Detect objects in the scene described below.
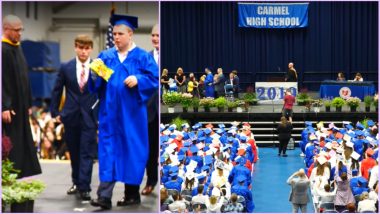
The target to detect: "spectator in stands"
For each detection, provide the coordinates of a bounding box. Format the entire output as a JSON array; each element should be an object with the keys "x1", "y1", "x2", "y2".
[
  {"x1": 204, "y1": 68, "x2": 215, "y2": 97},
  {"x1": 346, "y1": 203, "x2": 356, "y2": 213},
  {"x1": 161, "y1": 68, "x2": 170, "y2": 95},
  {"x1": 285, "y1": 62, "x2": 298, "y2": 82},
  {"x1": 353, "y1": 72, "x2": 364, "y2": 82},
  {"x1": 224, "y1": 193, "x2": 244, "y2": 213},
  {"x1": 287, "y1": 169, "x2": 310, "y2": 213},
  {"x1": 160, "y1": 188, "x2": 171, "y2": 212},
  {"x1": 191, "y1": 185, "x2": 209, "y2": 204},
  {"x1": 316, "y1": 184, "x2": 337, "y2": 208},
  {"x1": 334, "y1": 166, "x2": 355, "y2": 212},
  {"x1": 187, "y1": 73, "x2": 199, "y2": 98},
  {"x1": 277, "y1": 116, "x2": 293, "y2": 157},
  {"x1": 214, "y1": 68, "x2": 226, "y2": 98},
  {"x1": 168, "y1": 190, "x2": 187, "y2": 212},
  {"x1": 282, "y1": 88, "x2": 296, "y2": 123},
  {"x1": 357, "y1": 191, "x2": 377, "y2": 212},
  {"x1": 206, "y1": 195, "x2": 224, "y2": 213},
  {"x1": 50, "y1": 34, "x2": 98, "y2": 201},
  {"x1": 336, "y1": 72, "x2": 346, "y2": 81},
  {"x1": 175, "y1": 67, "x2": 187, "y2": 93},
  {"x1": 2, "y1": 14, "x2": 42, "y2": 179}
]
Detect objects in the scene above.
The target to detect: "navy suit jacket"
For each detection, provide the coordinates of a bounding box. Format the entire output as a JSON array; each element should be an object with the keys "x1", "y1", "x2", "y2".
[{"x1": 50, "y1": 58, "x2": 98, "y2": 129}]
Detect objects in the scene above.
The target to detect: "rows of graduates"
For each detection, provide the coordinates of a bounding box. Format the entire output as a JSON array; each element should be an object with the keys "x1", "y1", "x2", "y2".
[
  {"x1": 299, "y1": 119, "x2": 378, "y2": 212},
  {"x1": 159, "y1": 122, "x2": 259, "y2": 212},
  {"x1": 161, "y1": 67, "x2": 240, "y2": 99}
]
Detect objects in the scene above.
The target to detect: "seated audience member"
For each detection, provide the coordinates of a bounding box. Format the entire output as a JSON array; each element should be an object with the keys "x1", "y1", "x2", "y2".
[
  {"x1": 353, "y1": 72, "x2": 364, "y2": 82},
  {"x1": 206, "y1": 195, "x2": 224, "y2": 213},
  {"x1": 357, "y1": 192, "x2": 377, "y2": 212},
  {"x1": 168, "y1": 190, "x2": 187, "y2": 212},
  {"x1": 336, "y1": 72, "x2": 346, "y2": 81},
  {"x1": 346, "y1": 202, "x2": 356, "y2": 213},
  {"x1": 224, "y1": 193, "x2": 244, "y2": 213},
  {"x1": 317, "y1": 184, "x2": 337, "y2": 205},
  {"x1": 160, "y1": 188, "x2": 173, "y2": 212},
  {"x1": 191, "y1": 185, "x2": 209, "y2": 205}
]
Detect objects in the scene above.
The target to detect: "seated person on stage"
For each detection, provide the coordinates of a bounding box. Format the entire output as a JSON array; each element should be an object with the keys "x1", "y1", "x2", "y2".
[
  {"x1": 336, "y1": 72, "x2": 346, "y2": 81},
  {"x1": 353, "y1": 72, "x2": 364, "y2": 82}
]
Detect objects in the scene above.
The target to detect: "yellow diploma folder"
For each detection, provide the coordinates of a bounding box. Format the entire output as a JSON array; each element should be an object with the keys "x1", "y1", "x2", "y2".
[{"x1": 90, "y1": 59, "x2": 114, "y2": 82}]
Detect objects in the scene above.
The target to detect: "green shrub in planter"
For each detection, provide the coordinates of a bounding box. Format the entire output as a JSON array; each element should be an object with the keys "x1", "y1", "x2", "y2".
[
  {"x1": 364, "y1": 96, "x2": 373, "y2": 107},
  {"x1": 191, "y1": 98, "x2": 200, "y2": 108},
  {"x1": 199, "y1": 97, "x2": 215, "y2": 108},
  {"x1": 213, "y1": 97, "x2": 227, "y2": 108},
  {"x1": 296, "y1": 93, "x2": 310, "y2": 105},
  {"x1": 170, "y1": 117, "x2": 190, "y2": 130},
  {"x1": 163, "y1": 92, "x2": 181, "y2": 107},
  {"x1": 243, "y1": 92, "x2": 258, "y2": 105},
  {"x1": 345, "y1": 97, "x2": 361, "y2": 109},
  {"x1": 180, "y1": 93, "x2": 193, "y2": 108},
  {"x1": 331, "y1": 97, "x2": 345, "y2": 108},
  {"x1": 323, "y1": 99, "x2": 332, "y2": 107},
  {"x1": 227, "y1": 100, "x2": 238, "y2": 108}
]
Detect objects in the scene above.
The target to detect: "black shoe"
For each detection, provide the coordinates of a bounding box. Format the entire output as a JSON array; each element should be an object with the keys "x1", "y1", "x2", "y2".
[
  {"x1": 116, "y1": 197, "x2": 141, "y2": 206},
  {"x1": 79, "y1": 191, "x2": 91, "y2": 201},
  {"x1": 282, "y1": 154, "x2": 288, "y2": 157},
  {"x1": 67, "y1": 185, "x2": 77, "y2": 195},
  {"x1": 90, "y1": 197, "x2": 112, "y2": 210}
]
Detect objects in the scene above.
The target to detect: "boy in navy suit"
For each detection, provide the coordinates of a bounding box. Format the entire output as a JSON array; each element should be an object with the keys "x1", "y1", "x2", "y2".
[{"x1": 50, "y1": 35, "x2": 98, "y2": 201}]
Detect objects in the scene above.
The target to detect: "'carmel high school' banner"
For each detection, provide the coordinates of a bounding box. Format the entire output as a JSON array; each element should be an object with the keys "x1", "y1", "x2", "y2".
[{"x1": 238, "y1": 3, "x2": 309, "y2": 28}]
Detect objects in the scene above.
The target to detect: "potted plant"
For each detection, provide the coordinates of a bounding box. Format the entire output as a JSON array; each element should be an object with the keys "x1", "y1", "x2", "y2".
[
  {"x1": 170, "y1": 117, "x2": 190, "y2": 131},
  {"x1": 364, "y1": 96, "x2": 372, "y2": 112},
  {"x1": 235, "y1": 100, "x2": 245, "y2": 113},
  {"x1": 2, "y1": 159, "x2": 46, "y2": 213},
  {"x1": 226, "y1": 100, "x2": 238, "y2": 112},
  {"x1": 374, "y1": 94, "x2": 378, "y2": 112},
  {"x1": 345, "y1": 97, "x2": 361, "y2": 112},
  {"x1": 200, "y1": 97, "x2": 214, "y2": 112},
  {"x1": 331, "y1": 97, "x2": 345, "y2": 112},
  {"x1": 323, "y1": 99, "x2": 332, "y2": 112},
  {"x1": 296, "y1": 93, "x2": 310, "y2": 106},
  {"x1": 180, "y1": 93, "x2": 193, "y2": 113},
  {"x1": 163, "y1": 92, "x2": 180, "y2": 113},
  {"x1": 312, "y1": 99, "x2": 323, "y2": 113},
  {"x1": 243, "y1": 92, "x2": 258, "y2": 105},
  {"x1": 213, "y1": 97, "x2": 227, "y2": 112},
  {"x1": 191, "y1": 98, "x2": 200, "y2": 112}
]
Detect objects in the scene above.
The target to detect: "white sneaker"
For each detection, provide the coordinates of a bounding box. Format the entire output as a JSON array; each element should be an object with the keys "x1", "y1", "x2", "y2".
[{"x1": 300, "y1": 153, "x2": 305, "y2": 157}]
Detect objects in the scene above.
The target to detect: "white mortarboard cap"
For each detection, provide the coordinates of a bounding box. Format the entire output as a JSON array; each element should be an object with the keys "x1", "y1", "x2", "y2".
[
  {"x1": 325, "y1": 142, "x2": 332, "y2": 150},
  {"x1": 189, "y1": 160, "x2": 198, "y2": 168},
  {"x1": 185, "y1": 171, "x2": 195, "y2": 180},
  {"x1": 343, "y1": 134, "x2": 351, "y2": 142},
  {"x1": 211, "y1": 187, "x2": 221, "y2": 196},
  {"x1": 346, "y1": 141, "x2": 354, "y2": 148},
  {"x1": 168, "y1": 143, "x2": 178, "y2": 149},
  {"x1": 165, "y1": 147, "x2": 174, "y2": 154},
  {"x1": 351, "y1": 151, "x2": 360, "y2": 160},
  {"x1": 317, "y1": 156, "x2": 327, "y2": 165}
]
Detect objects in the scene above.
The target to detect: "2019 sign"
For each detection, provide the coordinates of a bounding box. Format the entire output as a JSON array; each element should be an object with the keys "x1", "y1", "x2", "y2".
[{"x1": 255, "y1": 82, "x2": 298, "y2": 101}]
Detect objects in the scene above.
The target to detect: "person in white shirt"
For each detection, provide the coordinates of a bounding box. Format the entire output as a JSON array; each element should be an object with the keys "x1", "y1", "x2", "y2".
[
  {"x1": 353, "y1": 72, "x2": 364, "y2": 82},
  {"x1": 357, "y1": 192, "x2": 377, "y2": 212},
  {"x1": 316, "y1": 184, "x2": 337, "y2": 209},
  {"x1": 168, "y1": 191, "x2": 187, "y2": 212},
  {"x1": 191, "y1": 185, "x2": 209, "y2": 205}
]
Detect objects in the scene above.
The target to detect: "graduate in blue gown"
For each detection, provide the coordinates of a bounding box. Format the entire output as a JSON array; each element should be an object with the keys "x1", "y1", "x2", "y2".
[
  {"x1": 204, "y1": 68, "x2": 215, "y2": 97},
  {"x1": 89, "y1": 14, "x2": 158, "y2": 209}
]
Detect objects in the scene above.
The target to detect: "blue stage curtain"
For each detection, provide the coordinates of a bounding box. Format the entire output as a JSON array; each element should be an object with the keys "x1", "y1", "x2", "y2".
[{"x1": 161, "y1": 2, "x2": 378, "y2": 91}]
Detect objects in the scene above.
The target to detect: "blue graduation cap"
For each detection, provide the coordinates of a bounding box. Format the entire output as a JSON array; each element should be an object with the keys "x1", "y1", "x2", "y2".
[
  {"x1": 358, "y1": 177, "x2": 368, "y2": 185},
  {"x1": 179, "y1": 147, "x2": 188, "y2": 155},
  {"x1": 237, "y1": 175, "x2": 246, "y2": 183},
  {"x1": 204, "y1": 128, "x2": 212, "y2": 135},
  {"x1": 218, "y1": 124, "x2": 225, "y2": 128},
  {"x1": 204, "y1": 155, "x2": 213, "y2": 165},
  {"x1": 169, "y1": 172, "x2": 178, "y2": 179},
  {"x1": 367, "y1": 120, "x2": 375, "y2": 127},
  {"x1": 348, "y1": 132, "x2": 356, "y2": 138},
  {"x1": 198, "y1": 136, "x2": 206, "y2": 142},
  {"x1": 346, "y1": 124, "x2": 354, "y2": 130},
  {"x1": 222, "y1": 144, "x2": 232, "y2": 151},
  {"x1": 178, "y1": 155, "x2": 185, "y2": 161},
  {"x1": 355, "y1": 130, "x2": 364, "y2": 136},
  {"x1": 169, "y1": 134, "x2": 177, "y2": 139},
  {"x1": 202, "y1": 165, "x2": 210, "y2": 172},
  {"x1": 240, "y1": 135, "x2": 247, "y2": 142},
  {"x1": 111, "y1": 14, "x2": 138, "y2": 30},
  {"x1": 339, "y1": 129, "x2": 347, "y2": 135},
  {"x1": 197, "y1": 174, "x2": 206, "y2": 183},
  {"x1": 337, "y1": 139, "x2": 343, "y2": 144},
  {"x1": 160, "y1": 135, "x2": 169, "y2": 144},
  {"x1": 356, "y1": 122, "x2": 365, "y2": 130},
  {"x1": 183, "y1": 141, "x2": 192, "y2": 147},
  {"x1": 190, "y1": 145, "x2": 199, "y2": 154},
  {"x1": 227, "y1": 137, "x2": 234, "y2": 142},
  {"x1": 197, "y1": 130, "x2": 205, "y2": 137},
  {"x1": 170, "y1": 166, "x2": 179, "y2": 173},
  {"x1": 352, "y1": 169, "x2": 359, "y2": 176},
  {"x1": 216, "y1": 129, "x2": 224, "y2": 134},
  {"x1": 305, "y1": 121, "x2": 313, "y2": 127},
  {"x1": 160, "y1": 156, "x2": 166, "y2": 163}
]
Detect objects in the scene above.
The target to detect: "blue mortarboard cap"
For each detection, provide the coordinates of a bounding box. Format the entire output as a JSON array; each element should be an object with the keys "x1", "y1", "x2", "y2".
[
  {"x1": 356, "y1": 122, "x2": 365, "y2": 130},
  {"x1": 237, "y1": 175, "x2": 245, "y2": 182},
  {"x1": 197, "y1": 174, "x2": 206, "y2": 182},
  {"x1": 348, "y1": 132, "x2": 356, "y2": 138},
  {"x1": 184, "y1": 141, "x2": 192, "y2": 147},
  {"x1": 355, "y1": 130, "x2": 364, "y2": 136},
  {"x1": 160, "y1": 135, "x2": 169, "y2": 144},
  {"x1": 337, "y1": 139, "x2": 343, "y2": 144},
  {"x1": 218, "y1": 124, "x2": 225, "y2": 128},
  {"x1": 346, "y1": 124, "x2": 354, "y2": 130},
  {"x1": 190, "y1": 145, "x2": 199, "y2": 153},
  {"x1": 240, "y1": 135, "x2": 247, "y2": 142},
  {"x1": 179, "y1": 147, "x2": 188, "y2": 155},
  {"x1": 358, "y1": 177, "x2": 367, "y2": 185},
  {"x1": 169, "y1": 134, "x2": 176, "y2": 139},
  {"x1": 227, "y1": 137, "x2": 234, "y2": 142},
  {"x1": 204, "y1": 155, "x2": 213, "y2": 165},
  {"x1": 325, "y1": 138, "x2": 332, "y2": 143},
  {"x1": 111, "y1": 14, "x2": 138, "y2": 30},
  {"x1": 168, "y1": 126, "x2": 175, "y2": 131},
  {"x1": 216, "y1": 129, "x2": 224, "y2": 134},
  {"x1": 367, "y1": 120, "x2": 375, "y2": 127},
  {"x1": 222, "y1": 144, "x2": 231, "y2": 151},
  {"x1": 178, "y1": 155, "x2": 185, "y2": 161},
  {"x1": 197, "y1": 130, "x2": 204, "y2": 137},
  {"x1": 170, "y1": 172, "x2": 178, "y2": 178},
  {"x1": 339, "y1": 129, "x2": 347, "y2": 135},
  {"x1": 352, "y1": 169, "x2": 359, "y2": 176},
  {"x1": 204, "y1": 128, "x2": 212, "y2": 135},
  {"x1": 198, "y1": 137, "x2": 206, "y2": 142},
  {"x1": 202, "y1": 165, "x2": 210, "y2": 172},
  {"x1": 160, "y1": 156, "x2": 166, "y2": 163},
  {"x1": 170, "y1": 166, "x2": 179, "y2": 173},
  {"x1": 305, "y1": 121, "x2": 313, "y2": 127},
  {"x1": 204, "y1": 146, "x2": 210, "y2": 151}
]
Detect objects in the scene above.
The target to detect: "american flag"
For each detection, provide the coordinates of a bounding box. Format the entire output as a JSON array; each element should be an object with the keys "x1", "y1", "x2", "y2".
[{"x1": 105, "y1": 14, "x2": 114, "y2": 49}]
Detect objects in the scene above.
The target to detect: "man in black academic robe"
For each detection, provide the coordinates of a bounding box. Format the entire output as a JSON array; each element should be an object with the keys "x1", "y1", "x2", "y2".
[{"x1": 2, "y1": 15, "x2": 41, "y2": 178}]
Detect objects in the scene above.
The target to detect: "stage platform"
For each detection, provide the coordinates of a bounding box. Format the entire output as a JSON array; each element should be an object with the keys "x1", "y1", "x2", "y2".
[{"x1": 2, "y1": 161, "x2": 158, "y2": 213}]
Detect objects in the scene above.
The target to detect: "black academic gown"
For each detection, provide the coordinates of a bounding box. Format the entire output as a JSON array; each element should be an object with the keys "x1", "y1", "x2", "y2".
[{"x1": 2, "y1": 42, "x2": 42, "y2": 178}]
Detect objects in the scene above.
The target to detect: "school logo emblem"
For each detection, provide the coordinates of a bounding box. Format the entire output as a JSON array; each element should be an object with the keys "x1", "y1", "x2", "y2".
[{"x1": 339, "y1": 87, "x2": 351, "y2": 99}]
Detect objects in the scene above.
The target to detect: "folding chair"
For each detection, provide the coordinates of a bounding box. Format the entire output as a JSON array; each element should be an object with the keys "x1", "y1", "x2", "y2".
[{"x1": 224, "y1": 84, "x2": 234, "y2": 102}]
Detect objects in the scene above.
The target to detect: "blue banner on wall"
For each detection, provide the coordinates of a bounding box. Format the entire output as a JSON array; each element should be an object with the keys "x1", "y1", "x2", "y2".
[{"x1": 238, "y1": 3, "x2": 309, "y2": 28}]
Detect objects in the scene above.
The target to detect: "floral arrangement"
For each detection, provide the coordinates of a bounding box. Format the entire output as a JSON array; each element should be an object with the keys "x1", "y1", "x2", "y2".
[
  {"x1": 312, "y1": 99, "x2": 323, "y2": 107},
  {"x1": 331, "y1": 97, "x2": 346, "y2": 108},
  {"x1": 364, "y1": 96, "x2": 373, "y2": 107},
  {"x1": 162, "y1": 92, "x2": 181, "y2": 107},
  {"x1": 180, "y1": 93, "x2": 193, "y2": 108},
  {"x1": 345, "y1": 97, "x2": 361, "y2": 108},
  {"x1": 213, "y1": 97, "x2": 227, "y2": 108},
  {"x1": 199, "y1": 97, "x2": 215, "y2": 108}
]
